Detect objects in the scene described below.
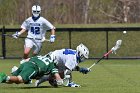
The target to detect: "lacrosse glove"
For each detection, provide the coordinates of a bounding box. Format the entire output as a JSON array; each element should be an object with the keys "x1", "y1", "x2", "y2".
[
  {"x1": 50, "y1": 35, "x2": 55, "y2": 43},
  {"x1": 79, "y1": 67, "x2": 90, "y2": 74},
  {"x1": 12, "y1": 31, "x2": 21, "y2": 39}
]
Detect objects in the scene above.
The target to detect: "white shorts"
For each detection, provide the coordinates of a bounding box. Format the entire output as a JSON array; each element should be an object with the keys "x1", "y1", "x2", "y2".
[{"x1": 24, "y1": 38, "x2": 42, "y2": 54}]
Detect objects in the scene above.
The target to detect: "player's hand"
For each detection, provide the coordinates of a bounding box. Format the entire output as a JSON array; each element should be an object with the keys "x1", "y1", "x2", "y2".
[
  {"x1": 111, "y1": 47, "x2": 117, "y2": 54},
  {"x1": 79, "y1": 67, "x2": 90, "y2": 74},
  {"x1": 50, "y1": 35, "x2": 55, "y2": 43},
  {"x1": 56, "y1": 79, "x2": 63, "y2": 86},
  {"x1": 12, "y1": 32, "x2": 20, "y2": 39}
]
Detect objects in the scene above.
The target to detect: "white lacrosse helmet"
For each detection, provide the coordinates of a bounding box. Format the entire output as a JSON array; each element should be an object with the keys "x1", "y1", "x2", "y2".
[
  {"x1": 32, "y1": 5, "x2": 41, "y2": 17},
  {"x1": 76, "y1": 43, "x2": 89, "y2": 62}
]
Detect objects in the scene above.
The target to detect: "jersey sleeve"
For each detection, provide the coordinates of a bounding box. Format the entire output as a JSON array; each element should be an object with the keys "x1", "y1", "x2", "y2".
[
  {"x1": 51, "y1": 68, "x2": 59, "y2": 74},
  {"x1": 43, "y1": 18, "x2": 55, "y2": 30},
  {"x1": 21, "y1": 18, "x2": 30, "y2": 30},
  {"x1": 65, "y1": 55, "x2": 78, "y2": 71},
  {"x1": 50, "y1": 63, "x2": 58, "y2": 74}
]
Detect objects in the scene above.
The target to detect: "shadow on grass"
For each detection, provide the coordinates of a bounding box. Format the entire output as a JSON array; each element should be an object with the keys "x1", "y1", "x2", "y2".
[{"x1": 6, "y1": 86, "x2": 61, "y2": 89}]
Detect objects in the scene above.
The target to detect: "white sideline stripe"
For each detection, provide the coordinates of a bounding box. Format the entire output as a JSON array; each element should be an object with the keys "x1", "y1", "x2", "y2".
[{"x1": 99, "y1": 64, "x2": 140, "y2": 67}]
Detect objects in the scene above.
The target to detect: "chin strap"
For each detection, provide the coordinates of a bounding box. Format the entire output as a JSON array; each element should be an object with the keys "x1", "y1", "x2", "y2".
[{"x1": 76, "y1": 53, "x2": 82, "y2": 63}]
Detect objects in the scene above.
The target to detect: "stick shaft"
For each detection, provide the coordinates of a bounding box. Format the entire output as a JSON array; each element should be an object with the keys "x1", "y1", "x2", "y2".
[
  {"x1": 0, "y1": 34, "x2": 26, "y2": 38},
  {"x1": 1, "y1": 34, "x2": 49, "y2": 42},
  {"x1": 44, "y1": 39, "x2": 50, "y2": 42},
  {"x1": 88, "y1": 50, "x2": 112, "y2": 69}
]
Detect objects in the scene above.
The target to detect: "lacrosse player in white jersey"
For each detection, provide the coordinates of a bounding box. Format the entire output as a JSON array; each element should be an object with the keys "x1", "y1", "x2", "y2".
[
  {"x1": 35, "y1": 43, "x2": 90, "y2": 87},
  {"x1": 12, "y1": 5, "x2": 56, "y2": 64}
]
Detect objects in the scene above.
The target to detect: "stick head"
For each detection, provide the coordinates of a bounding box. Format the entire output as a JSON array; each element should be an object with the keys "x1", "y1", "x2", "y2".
[
  {"x1": 111, "y1": 40, "x2": 122, "y2": 54},
  {"x1": 116, "y1": 40, "x2": 122, "y2": 47}
]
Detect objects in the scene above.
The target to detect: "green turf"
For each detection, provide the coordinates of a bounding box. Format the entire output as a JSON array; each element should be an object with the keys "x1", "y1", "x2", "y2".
[{"x1": 0, "y1": 59, "x2": 140, "y2": 93}]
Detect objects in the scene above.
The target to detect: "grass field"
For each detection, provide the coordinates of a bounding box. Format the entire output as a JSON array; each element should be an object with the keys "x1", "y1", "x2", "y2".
[{"x1": 0, "y1": 59, "x2": 140, "y2": 93}]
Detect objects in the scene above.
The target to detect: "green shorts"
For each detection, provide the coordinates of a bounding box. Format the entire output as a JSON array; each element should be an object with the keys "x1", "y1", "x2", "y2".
[{"x1": 12, "y1": 62, "x2": 38, "y2": 82}]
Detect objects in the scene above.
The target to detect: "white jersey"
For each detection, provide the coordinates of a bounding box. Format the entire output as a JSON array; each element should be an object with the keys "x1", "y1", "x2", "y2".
[
  {"x1": 21, "y1": 17, "x2": 55, "y2": 39},
  {"x1": 52, "y1": 49, "x2": 78, "y2": 71}
]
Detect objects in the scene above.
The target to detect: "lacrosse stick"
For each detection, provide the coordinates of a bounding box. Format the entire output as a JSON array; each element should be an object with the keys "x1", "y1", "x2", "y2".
[
  {"x1": 41, "y1": 37, "x2": 50, "y2": 42},
  {"x1": 0, "y1": 34, "x2": 26, "y2": 38},
  {"x1": 88, "y1": 40, "x2": 122, "y2": 70},
  {"x1": 1, "y1": 34, "x2": 50, "y2": 42},
  {"x1": 43, "y1": 39, "x2": 50, "y2": 42}
]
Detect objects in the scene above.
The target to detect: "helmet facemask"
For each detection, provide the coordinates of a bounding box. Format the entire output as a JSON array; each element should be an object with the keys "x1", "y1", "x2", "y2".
[
  {"x1": 76, "y1": 43, "x2": 89, "y2": 63},
  {"x1": 77, "y1": 52, "x2": 86, "y2": 62},
  {"x1": 32, "y1": 5, "x2": 41, "y2": 18}
]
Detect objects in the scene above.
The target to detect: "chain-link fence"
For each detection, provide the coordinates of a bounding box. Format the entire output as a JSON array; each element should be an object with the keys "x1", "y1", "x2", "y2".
[{"x1": 0, "y1": 26, "x2": 140, "y2": 59}]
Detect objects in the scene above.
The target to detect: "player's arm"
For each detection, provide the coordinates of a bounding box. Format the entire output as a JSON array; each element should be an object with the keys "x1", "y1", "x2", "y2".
[
  {"x1": 65, "y1": 58, "x2": 89, "y2": 74},
  {"x1": 12, "y1": 29, "x2": 26, "y2": 39},
  {"x1": 12, "y1": 19, "x2": 29, "y2": 39},
  {"x1": 73, "y1": 66, "x2": 90, "y2": 74},
  {"x1": 51, "y1": 28, "x2": 55, "y2": 35},
  {"x1": 53, "y1": 73, "x2": 63, "y2": 86},
  {"x1": 43, "y1": 18, "x2": 56, "y2": 43},
  {"x1": 19, "y1": 29, "x2": 26, "y2": 34},
  {"x1": 50, "y1": 27, "x2": 56, "y2": 43},
  {"x1": 51, "y1": 66, "x2": 63, "y2": 86}
]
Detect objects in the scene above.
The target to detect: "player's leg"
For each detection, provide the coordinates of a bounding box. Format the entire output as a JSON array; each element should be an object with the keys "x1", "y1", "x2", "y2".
[
  {"x1": 20, "y1": 38, "x2": 33, "y2": 64},
  {"x1": 0, "y1": 63, "x2": 26, "y2": 84},
  {"x1": 35, "y1": 65, "x2": 64, "y2": 87},
  {"x1": 39, "y1": 69, "x2": 71, "y2": 87},
  {"x1": 0, "y1": 72, "x2": 24, "y2": 84},
  {"x1": 35, "y1": 71, "x2": 64, "y2": 87},
  {"x1": 19, "y1": 62, "x2": 38, "y2": 84},
  {"x1": 23, "y1": 47, "x2": 31, "y2": 59},
  {"x1": 23, "y1": 38, "x2": 34, "y2": 59},
  {"x1": 1, "y1": 62, "x2": 37, "y2": 84},
  {"x1": 7, "y1": 76, "x2": 24, "y2": 84},
  {"x1": 32, "y1": 41, "x2": 42, "y2": 56},
  {"x1": 35, "y1": 75, "x2": 50, "y2": 87},
  {"x1": 63, "y1": 69, "x2": 81, "y2": 87}
]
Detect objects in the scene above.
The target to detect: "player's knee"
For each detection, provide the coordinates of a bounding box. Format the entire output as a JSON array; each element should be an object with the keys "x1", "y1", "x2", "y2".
[
  {"x1": 33, "y1": 52, "x2": 38, "y2": 56},
  {"x1": 24, "y1": 48, "x2": 31, "y2": 54},
  {"x1": 17, "y1": 76, "x2": 24, "y2": 83},
  {"x1": 33, "y1": 50, "x2": 39, "y2": 55},
  {"x1": 24, "y1": 51, "x2": 29, "y2": 55}
]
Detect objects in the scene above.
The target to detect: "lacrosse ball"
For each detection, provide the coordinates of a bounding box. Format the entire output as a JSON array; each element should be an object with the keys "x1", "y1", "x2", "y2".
[{"x1": 123, "y1": 31, "x2": 127, "y2": 34}]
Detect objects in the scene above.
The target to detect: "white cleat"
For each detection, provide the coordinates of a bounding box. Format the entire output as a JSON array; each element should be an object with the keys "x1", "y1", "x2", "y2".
[
  {"x1": 11, "y1": 66, "x2": 18, "y2": 73},
  {"x1": 35, "y1": 80, "x2": 40, "y2": 87}
]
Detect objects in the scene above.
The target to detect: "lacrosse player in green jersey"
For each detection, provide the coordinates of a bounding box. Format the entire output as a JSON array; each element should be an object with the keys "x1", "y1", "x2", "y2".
[{"x1": 0, "y1": 55, "x2": 63, "y2": 86}]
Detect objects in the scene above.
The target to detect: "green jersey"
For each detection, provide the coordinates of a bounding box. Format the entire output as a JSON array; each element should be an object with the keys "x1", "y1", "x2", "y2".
[
  {"x1": 12, "y1": 55, "x2": 58, "y2": 83},
  {"x1": 29, "y1": 55, "x2": 58, "y2": 75}
]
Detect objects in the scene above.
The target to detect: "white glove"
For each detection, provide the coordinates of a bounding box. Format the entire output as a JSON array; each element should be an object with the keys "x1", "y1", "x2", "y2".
[
  {"x1": 11, "y1": 66, "x2": 18, "y2": 73},
  {"x1": 111, "y1": 47, "x2": 117, "y2": 54},
  {"x1": 50, "y1": 35, "x2": 55, "y2": 43},
  {"x1": 56, "y1": 79, "x2": 63, "y2": 86},
  {"x1": 12, "y1": 32, "x2": 21, "y2": 39},
  {"x1": 41, "y1": 37, "x2": 46, "y2": 42},
  {"x1": 63, "y1": 75, "x2": 70, "y2": 86}
]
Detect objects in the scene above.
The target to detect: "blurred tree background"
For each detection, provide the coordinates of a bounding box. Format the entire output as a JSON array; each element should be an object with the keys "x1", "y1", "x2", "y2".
[{"x1": 0, "y1": 0, "x2": 140, "y2": 25}]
